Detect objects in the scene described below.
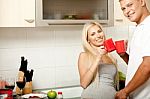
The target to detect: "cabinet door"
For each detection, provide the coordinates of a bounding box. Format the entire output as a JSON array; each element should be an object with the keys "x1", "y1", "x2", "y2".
[
  {"x1": 0, "y1": 0, "x2": 35, "y2": 27},
  {"x1": 36, "y1": 0, "x2": 113, "y2": 26},
  {"x1": 114, "y1": 0, "x2": 134, "y2": 26},
  {"x1": 22, "y1": 0, "x2": 35, "y2": 27}
]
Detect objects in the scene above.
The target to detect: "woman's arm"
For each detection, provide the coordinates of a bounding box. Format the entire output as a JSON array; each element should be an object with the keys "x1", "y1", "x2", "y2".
[{"x1": 78, "y1": 52, "x2": 101, "y2": 89}]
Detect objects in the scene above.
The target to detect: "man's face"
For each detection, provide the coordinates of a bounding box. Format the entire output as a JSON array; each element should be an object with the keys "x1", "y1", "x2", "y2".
[{"x1": 120, "y1": 0, "x2": 143, "y2": 23}]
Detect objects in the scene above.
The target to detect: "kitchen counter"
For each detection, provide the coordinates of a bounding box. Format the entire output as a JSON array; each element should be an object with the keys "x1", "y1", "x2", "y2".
[
  {"x1": 10, "y1": 85, "x2": 82, "y2": 98},
  {"x1": 13, "y1": 95, "x2": 81, "y2": 99}
]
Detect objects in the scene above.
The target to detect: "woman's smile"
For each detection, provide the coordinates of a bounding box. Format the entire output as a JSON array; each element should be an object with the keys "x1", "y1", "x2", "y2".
[{"x1": 87, "y1": 25, "x2": 105, "y2": 47}]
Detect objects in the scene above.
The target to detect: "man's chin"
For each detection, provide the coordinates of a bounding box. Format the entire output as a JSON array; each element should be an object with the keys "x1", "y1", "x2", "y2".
[
  {"x1": 128, "y1": 18, "x2": 134, "y2": 22},
  {"x1": 128, "y1": 17, "x2": 136, "y2": 22}
]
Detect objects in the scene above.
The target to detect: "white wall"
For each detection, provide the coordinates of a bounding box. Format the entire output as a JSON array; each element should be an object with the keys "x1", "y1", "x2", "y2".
[
  {"x1": 0, "y1": 25, "x2": 132, "y2": 90},
  {"x1": 146, "y1": 0, "x2": 150, "y2": 11}
]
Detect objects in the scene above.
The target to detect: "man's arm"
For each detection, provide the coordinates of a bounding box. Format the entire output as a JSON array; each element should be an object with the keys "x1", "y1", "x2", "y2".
[
  {"x1": 119, "y1": 52, "x2": 129, "y2": 64},
  {"x1": 115, "y1": 56, "x2": 150, "y2": 99}
]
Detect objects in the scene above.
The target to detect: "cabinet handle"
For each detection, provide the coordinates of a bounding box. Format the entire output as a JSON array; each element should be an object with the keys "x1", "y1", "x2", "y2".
[
  {"x1": 115, "y1": 19, "x2": 123, "y2": 22},
  {"x1": 24, "y1": 19, "x2": 34, "y2": 23}
]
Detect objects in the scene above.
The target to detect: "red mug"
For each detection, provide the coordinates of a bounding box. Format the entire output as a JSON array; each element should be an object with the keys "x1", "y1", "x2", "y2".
[
  {"x1": 104, "y1": 38, "x2": 116, "y2": 52},
  {"x1": 115, "y1": 40, "x2": 126, "y2": 54}
]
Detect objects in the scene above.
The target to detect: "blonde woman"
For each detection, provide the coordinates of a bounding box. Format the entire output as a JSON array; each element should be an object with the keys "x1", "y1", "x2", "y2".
[{"x1": 78, "y1": 22, "x2": 118, "y2": 99}]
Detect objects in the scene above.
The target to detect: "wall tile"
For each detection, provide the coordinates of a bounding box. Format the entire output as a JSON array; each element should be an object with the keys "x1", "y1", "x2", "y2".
[
  {"x1": 0, "y1": 69, "x2": 18, "y2": 78},
  {"x1": 22, "y1": 47, "x2": 55, "y2": 69},
  {"x1": 0, "y1": 28, "x2": 26, "y2": 48},
  {"x1": 54, "y1": 46, "x2": 82, "y2": 67},
  {"x1": 26, "y1": 27, "x2": 55, "y2": 48},
  {"x1": 32, "y1": 67, "x2": 55, "y2": 89},
  {"x1": 55, "y1": 26, "x2": 82, "y2": 46},
  {"x1": 55, "y1": 66, "x2": 80, "y2": 87},
  {"x1": 0, "y1": 48, "x2": 22, "y2": 70},
  {"x1": 105, "y1": 26, "x2": 129, "y2": 41},
  {"x1": 105, "y1": 26, "x2": 116, "y2": 39}
]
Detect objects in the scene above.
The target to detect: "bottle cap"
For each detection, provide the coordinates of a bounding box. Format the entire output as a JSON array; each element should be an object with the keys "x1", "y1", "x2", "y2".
[{"x1": 58, "y1": 92, "x2": 62, "y2": 94}]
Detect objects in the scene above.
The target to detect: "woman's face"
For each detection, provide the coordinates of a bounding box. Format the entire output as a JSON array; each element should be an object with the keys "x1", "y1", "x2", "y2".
[{"x1": 87, "y1": 25, "x2": 105, "y2": 47}]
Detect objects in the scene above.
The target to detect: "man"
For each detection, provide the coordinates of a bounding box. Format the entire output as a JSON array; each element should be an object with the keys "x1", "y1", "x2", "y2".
[{"x1": 115, "y1": 0, "x2": 150, "y2": 99}]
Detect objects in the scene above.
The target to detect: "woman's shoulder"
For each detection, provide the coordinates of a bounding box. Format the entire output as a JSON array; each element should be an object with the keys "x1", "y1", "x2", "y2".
[
  {"x1": 78, "y1": 52, "x2": 90, "y2": 69},
  {"x1": 79, "y1": 52, "x2": 89, "y2": 61},
  {"x1": 79, "y1": 52, "x2": 88, "y2": 56},
  {"x1": 107, "y1": 53, "x2": 117, "y2": 64}
]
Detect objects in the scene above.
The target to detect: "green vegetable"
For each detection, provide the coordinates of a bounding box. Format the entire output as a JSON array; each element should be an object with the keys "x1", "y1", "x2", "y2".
[{"x1": 118, "y1": 71, "x2": 126, "y2": 81}]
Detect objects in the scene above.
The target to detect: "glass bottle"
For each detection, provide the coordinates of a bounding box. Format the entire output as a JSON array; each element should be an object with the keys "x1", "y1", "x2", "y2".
[{"x1": 57, "y1": 91, "x2": 63, "y2": 99}]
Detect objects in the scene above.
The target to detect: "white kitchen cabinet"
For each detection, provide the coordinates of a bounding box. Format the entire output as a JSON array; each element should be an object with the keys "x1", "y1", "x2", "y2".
[
  {"x1": 0, "y1": 0, "x2": 35, "y2": 27},
  {"x1": 114, "y1": 0, "x2": 135, "y2": 26}
]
